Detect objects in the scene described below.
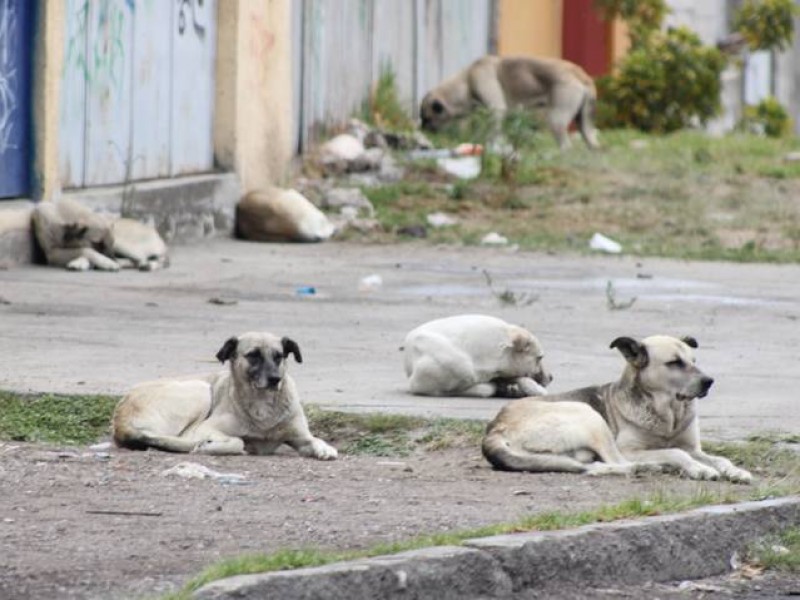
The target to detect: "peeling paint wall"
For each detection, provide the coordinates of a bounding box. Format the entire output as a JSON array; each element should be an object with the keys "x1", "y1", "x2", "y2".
[{"x1": 59, "y1": 0, "x2": 217, "y2": 189}]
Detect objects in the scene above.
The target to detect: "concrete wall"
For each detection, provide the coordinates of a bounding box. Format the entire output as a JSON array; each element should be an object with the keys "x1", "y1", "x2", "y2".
[{"x1": 0, "y1": 0, "x2": 294, "y2": 266}]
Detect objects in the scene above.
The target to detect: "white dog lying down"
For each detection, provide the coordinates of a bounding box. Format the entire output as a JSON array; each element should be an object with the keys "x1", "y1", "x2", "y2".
[
  {"x1": 112, "y1": 332, "x2": 337, "y2": 459},
  {"x1": 403, "y1": 315, "x2": 552, "y2": 397}
]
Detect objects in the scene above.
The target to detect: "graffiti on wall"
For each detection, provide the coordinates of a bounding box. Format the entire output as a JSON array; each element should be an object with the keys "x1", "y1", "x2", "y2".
[
  {"x1": 177, "y1": 0, "x2": 205, "y2": 38},
  {"x1": 65, "y1": 0, "x2": 130, "y2": 89},
  {"x1": 0, "y1": 0, "x2": 18, "y2": 154}
]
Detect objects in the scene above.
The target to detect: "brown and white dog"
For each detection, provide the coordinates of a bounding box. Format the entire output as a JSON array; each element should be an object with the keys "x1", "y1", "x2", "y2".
[
  {"x1": 482, "y1": 335, "x2": 752, "y2": 482},
  {"x1": 420, "y1": 55, "x2": 600, "y2": 150},
  {"x1": 112, "y1": 332, "x2": 337, "y2": 459}
]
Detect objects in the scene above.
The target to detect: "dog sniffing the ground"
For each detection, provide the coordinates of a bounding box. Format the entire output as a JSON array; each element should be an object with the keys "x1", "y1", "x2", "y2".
[
  {"x1": 112, "y1": 332, "x2": 337, "y2": 459},
  {"x1": 419, "y1": 55, "x2": 600, "y2": 150},
  {"x1": 403, "y1": 315, "x2": 552, "y2": 398},
  {"x1": 483, "y1": 335, "x2": 752, "y2": 482}
]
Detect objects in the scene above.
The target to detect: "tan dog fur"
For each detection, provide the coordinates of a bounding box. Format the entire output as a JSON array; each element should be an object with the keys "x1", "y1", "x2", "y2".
[
  {"x1": 236, "y1": 188, "x2": 334, "y2": 243},
  {"x1": 32, "y1": 198, "x2": 168, "y2": 271},
  {"x1": 112, "y1": 332, "x2": 337, "y2": 459},
  {"x1": 483, "y1": 335, "x2": 752, "y2": 482},
  {"x1": 420, "y1": 55, "x2": 600, "y2": 150},
  {"x1": 403, "y1": 315, "x2": 552, "y2": 398}
]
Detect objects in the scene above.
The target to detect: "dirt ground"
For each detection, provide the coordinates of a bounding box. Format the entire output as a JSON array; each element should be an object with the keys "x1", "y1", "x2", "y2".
[{"x1": 0, "y1": 441, "x2": 762, "y2": 600}]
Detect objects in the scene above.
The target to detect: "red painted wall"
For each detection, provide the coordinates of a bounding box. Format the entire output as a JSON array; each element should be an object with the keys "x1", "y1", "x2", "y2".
[{"x1": 562, "y1": 0, "x2": 611, "y2": 77}]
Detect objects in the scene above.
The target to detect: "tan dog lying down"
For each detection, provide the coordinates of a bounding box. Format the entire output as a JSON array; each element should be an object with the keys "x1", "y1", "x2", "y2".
[
  {"x1": 112, "y1": 332, "x2": 337, "y2": 459},
  {"x1": 420, "y1": 55, "x2": 600, "y2": 150},
  {"x1": 32, "y1": 198, "x2": 167, "y2": 271},
  {"x1": 483, "y1": 335, "x2": 752, "y2": 482},
  {"x1": 237, "y1": 188, "x2": 334, "y2": 243},
  {"x1": 403, "y1": 315, "x2": 552, "y2": 398}
]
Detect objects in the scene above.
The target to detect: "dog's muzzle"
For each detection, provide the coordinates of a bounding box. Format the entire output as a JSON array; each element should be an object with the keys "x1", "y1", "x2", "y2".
[{"x1": 697, "y1": 376, "x2": 714, "y2": 398}]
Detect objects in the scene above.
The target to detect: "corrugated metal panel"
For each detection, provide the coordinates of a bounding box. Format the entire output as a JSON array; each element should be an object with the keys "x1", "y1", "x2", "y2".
[
  {"x1": 372, "y1": 0, "x2": 415, "y2": 108},
  {"x1": 59, "y1": 0, "x2": 216, "y2": 188}
]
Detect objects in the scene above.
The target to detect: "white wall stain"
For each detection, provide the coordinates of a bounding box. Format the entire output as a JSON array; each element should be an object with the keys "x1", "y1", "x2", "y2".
[{"x1": 0, "y1": 0, "x2": 18, "y2": 155}]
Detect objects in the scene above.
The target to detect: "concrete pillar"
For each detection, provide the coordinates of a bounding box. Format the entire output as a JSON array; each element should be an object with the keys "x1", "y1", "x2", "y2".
[
  {"x1": 32, "y1": 0, "x2": 65, "y2": 202},
  {"x1": 215, "y1": 0, "x2": 294, "y2": 194}
]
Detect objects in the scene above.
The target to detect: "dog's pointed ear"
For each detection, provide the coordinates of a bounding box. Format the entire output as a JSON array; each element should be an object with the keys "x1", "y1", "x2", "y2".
[
  {"x1": 282, "y1": 337, "x2": 303, "y2": 364},
  {"x1": 610, "y1": 337, "x2": 648, "y2": 369},
  {"x1": 216, "y1": 336, "x2": 238, "y2": 364},
  {"x1": 681, "y1": 336, "x2": 699, "y2": 349},
  {"x1": 509, "y1": 327, "x2": 532, "y2": 353}
]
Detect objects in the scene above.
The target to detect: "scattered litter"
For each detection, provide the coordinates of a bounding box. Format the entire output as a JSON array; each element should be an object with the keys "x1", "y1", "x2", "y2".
[
  {"x1": 358, "y1": 274, "x2": 383, "y2": 292},
  {"x1": 0, "y1": 296, "x2": 11, "y2": 305},
  {"x1": 784, "y1": 151, "x2": 800, "y2": 162},
  {"x1": 86, "y1": 509, "x2": 163, "y2": 518},
  {"x1": 90, "y1": 442, "x2": 112, "y2": 451},
  {"x1": 770, "y1": 544, "x2": 790, "y2": 555},
  {"x1": 512, "y1": 490, "x2": 532, "y2": 496},
  {"x1": 589, "y1": 232, "x2": 623, "y2": 254},
  {"x1": 436, "y1": 156, "x2": 481, "y2": 179},
  {"x1": 161, "y1": 461, "x2": 248, "y2": 485},
  {"x1": 729, "y1": 551, "x2": 742, "y2": 571},
  {"x1": 3, "y1": 518, "x2": 14, "y2": 523},
  {"x1": 93, "y1": 452, "x2": 112, "y2": 461},
  {"x1": 454, "y1": 143, "x2": 483, "y2": 156},
  {"x1": 208, "y1": 297, "x2": 238, "y2": 306},
  {"x1": 409, "y1": 148, "x2": 452, "y2": 160},
  {"x1": 606, "y1": 280, "x2": 637, "y2": 311},
  {"x1": 295, "y1": 286, "x2": 317, "y2": 297},
  {"x1": 426, "y1": 212, "x2": 458, "y2": 228},
  {"x1": 480, "y1": 232, "x2": 509, "y2": 246},
  {"x1": 320, "y1": 133, "x2": 365, "y2": 162},
  {"x1": 676, "y1": 581, "x2": 724, "y2": 592},
  {"x1": 636, "y1": 272, "x2": 653, "y2": 279},
  {"x1": 397, "y1": 224, "x2": 427, "y2": 238}
]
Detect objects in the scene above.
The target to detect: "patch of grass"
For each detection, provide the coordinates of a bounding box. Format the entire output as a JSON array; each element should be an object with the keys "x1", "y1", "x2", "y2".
[
  {"x1": 360, "y1": 65, "x2": 415, "y2": 132},
  {"x1": 163, "y1": 486, "x2": 744, "y2": 599},
  {"x1": 0, "y1": 390, "x2": 117, "y2": 445},
  {"x1": 748, "y1": 528, "x2": 800, "y2": 572}
]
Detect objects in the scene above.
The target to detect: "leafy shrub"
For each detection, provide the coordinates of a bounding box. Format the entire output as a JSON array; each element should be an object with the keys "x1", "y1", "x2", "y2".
[
  {"x1": 594, "y1": 0, "x2": 669, "y2": 47},
  {"x1": 597, "y1": 27, "x2": 727, "y2": 133},
  {"x1": 740, "y1": 96, "x2": 793, "y2": 138},
  {"x1": 734, "y1": 0, "x2": 798, "y2": 52}
]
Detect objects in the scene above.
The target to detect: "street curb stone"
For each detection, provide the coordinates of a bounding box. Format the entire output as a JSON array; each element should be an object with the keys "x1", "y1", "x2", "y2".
[{"x1": 193, "y1": 496, "x2": 799, "y2": 599}]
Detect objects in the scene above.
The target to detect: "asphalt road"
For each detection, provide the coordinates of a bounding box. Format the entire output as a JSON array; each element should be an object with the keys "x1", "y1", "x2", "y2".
[{"x1": 1, "y1": 239, "x2": 798, "y2": 440}]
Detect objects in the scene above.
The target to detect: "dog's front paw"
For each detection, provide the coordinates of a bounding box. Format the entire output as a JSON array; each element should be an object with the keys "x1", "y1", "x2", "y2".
[
  {"x1": 310, "y1": 438, "x2": 338, "y2": 461},
  {"x1": 685, "y1": 464, "x2": 720, "y2": 481},
  {"x1": 67, "y1": 256, "x2": 91, "y2": 271},
  {"x1": 722, "y1": 466, "x2": 753, "y2": 484}
]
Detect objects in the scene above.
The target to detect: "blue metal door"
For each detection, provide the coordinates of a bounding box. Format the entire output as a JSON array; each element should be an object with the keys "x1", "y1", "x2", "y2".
[{"x1": 0, "y1": 0, "x2": 32, "y2": 198}]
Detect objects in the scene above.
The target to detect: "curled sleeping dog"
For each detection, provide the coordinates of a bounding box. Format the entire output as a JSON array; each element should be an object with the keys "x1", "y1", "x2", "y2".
[
  {"x1": 483, "y1": 335, "x2": 752, "y2": 482},
  {"x1": 112, "y1": 332, "x2": 337, "y2": 459},
  {"x1": 419, "y1": 55, "x2": 600, "y2": 150},
  {"x1": 403, "y1": 314, "x2": 552, "y2": 398}
]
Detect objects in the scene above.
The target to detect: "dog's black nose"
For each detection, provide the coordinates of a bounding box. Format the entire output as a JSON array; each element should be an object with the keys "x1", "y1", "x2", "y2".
[
  {"x1": 267, "y1": 376, "x2": 282, "y2": 388},
  {"x1": 701, "y1": 376, "x2": 714, "y2": 392}
]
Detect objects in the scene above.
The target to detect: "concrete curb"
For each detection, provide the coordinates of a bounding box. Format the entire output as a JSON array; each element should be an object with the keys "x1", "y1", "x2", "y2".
[{"x1": 192, "y1": 496, "x2": 799, "y2": 599}]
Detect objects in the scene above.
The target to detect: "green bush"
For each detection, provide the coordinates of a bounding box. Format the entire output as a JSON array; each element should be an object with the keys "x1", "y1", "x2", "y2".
[
  {"x1": 734, "y1": 0, "x2": 798, "y2": 52},
  {"x1": 361, "y1": 64, "x2": 415, "y2": 132},
  {"x1": 594, "y1": 0, "x2": 669, "y2": 47},
  {"x1": 597, "y1": 27, "x2": 727, "y2": 133},
  {"x1": 740, "y1": 96, "x2": 793, "y2": 138}
]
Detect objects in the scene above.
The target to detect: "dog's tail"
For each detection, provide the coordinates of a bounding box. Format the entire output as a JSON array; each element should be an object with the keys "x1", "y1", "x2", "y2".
[
  {"x1": 575, "y1": 89, "x2": 600, "y2": 150},
  {"x1": 481, "y1": 432, "x2": 589, "y2": 473}
]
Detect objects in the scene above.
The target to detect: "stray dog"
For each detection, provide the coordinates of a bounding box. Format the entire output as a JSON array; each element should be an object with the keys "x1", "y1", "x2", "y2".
[
  {"x1": 112, "y1": 332, "x2": 337, "y2": 459},
  {"x1": 236, "y1": 188, "x2": 334, "y2": 243},
  {"x1": 420, "y1": 55, "x2": 600, "y2": 150},
  {"x1": 482, "y1": 336, "x2": 752, "y2": 482},
  {"x1": 32, "y1": 198, "x2": 168, "y2": 271},
  {"x1": 403, "y1": 315, "x2": 552, "y2": 398}
]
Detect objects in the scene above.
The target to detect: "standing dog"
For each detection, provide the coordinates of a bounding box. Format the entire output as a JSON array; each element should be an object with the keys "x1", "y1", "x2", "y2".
[
  {"x1": 112, "y1": 332, "x2": 337, "y2": 459},
  {"x1": 482, "y1": 335, "x2": 752, "y2": 482},
  {"x1": 419, "y1": 55, "x2": 600, "y2": 150},
  {"x1": 403, "y1": 315, "x2": 552, "y2": 398}
]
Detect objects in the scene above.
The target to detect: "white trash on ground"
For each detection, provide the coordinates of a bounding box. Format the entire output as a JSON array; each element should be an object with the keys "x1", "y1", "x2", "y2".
[
  {"x1": 319, "y1": 134, "x2": 365, "y2": 162},
  {"x1": 436, "y1": 156, "x2": 481, "y2": 179},
  {"x1": 589, "y1": 232, "x2": 623, "y2": 254},
  {"x1": 481, "y1": 232, "x2": 509, "y2": 246},
  {"x1": 358, "y1": 274, "x2": 383, "y2": 292},
  {"x1": 426, "y1": 212, "x2": 458, "y2": 228},
  {"x1": 162, "y1": 462, "x2": 247, "y2": 484}
]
